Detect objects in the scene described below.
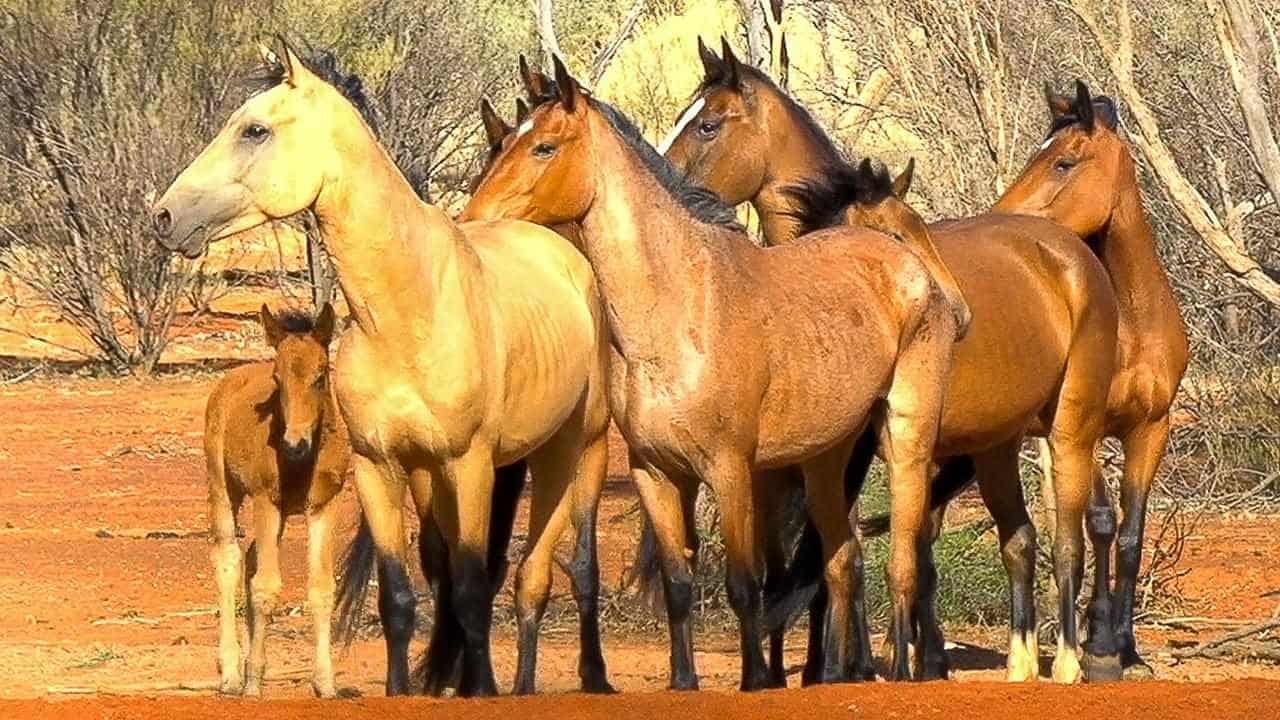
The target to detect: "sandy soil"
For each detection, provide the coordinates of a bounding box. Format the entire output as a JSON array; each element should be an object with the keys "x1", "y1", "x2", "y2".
[{"x1": 0, "y1": 329, "x2": 1277, "y2": 716}]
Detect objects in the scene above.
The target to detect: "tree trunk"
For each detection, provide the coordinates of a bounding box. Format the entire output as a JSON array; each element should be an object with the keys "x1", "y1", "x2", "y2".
[{"x1": 536, "y1": 0, "x2": 563, "y2": 71}]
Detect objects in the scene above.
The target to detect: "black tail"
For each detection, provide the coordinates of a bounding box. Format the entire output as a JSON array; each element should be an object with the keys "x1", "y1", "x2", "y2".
[
  {"x1": 335, "y1": 511, "x2": 378, "y2": 647},
  {"x1": 763, "y1": 428, "x2": 878, "y2": 634},
  {"x1": 624, "y1": 512, "x2": 665, "y2": 612},
  {"x1": 857, "y1": 455, "x2": 976, "y2": 538},
  {"x1": 414, "y1": 460, "x2": 528, "y2": 694}
]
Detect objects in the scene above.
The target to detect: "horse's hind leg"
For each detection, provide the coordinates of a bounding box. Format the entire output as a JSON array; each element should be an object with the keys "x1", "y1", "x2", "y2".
[
  {"x1": 759, "y1": 476, "x2": 795, "y2": 688},
  {"x1": 799, "y1": 439, "x2": 858, "y2": 685},
  {"x1": 209, "y1": 477, "x2": 244, "y2": 695},
  {"x1": 1083, "y1": 463, "x2": 1122, "y2": 682},
  {"x1": 973, "y1": 440, "x2": 1039, "y2": 682},
  {"x1": 511, "y1": 439, "x2": 578, "y2": 695},
  {"x1": 305, "y1": 496, "x2": 340, "y2": 698},
  {"x1": 631, "y1": 461, "x2": 700, "y2": 690},
  {"x1": 564, "y1": 433, "x2": 614, "y2": 693},
  {"x1": 1113, "y1": 417, "x2": 1171, "y2": 677},
  {"x1": 244, "y1": 495, "x2": 284, "y2": 697},
  {"x1": 351, "y1": 453, "x2": 415, "y2": 696}
]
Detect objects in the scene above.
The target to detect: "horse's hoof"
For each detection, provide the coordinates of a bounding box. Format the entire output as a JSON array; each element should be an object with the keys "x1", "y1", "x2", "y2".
[
  {"x1": 242, "y1": 681, "x2": 263, "y2": 698},
  {"x1": 1084, "y1": 653, "x2": 1123, "y2": 683},
  {"x1": 1122, "y1": 658, "x2": 1155, "y2": 681},
  {"x1": 669, "y1": 673, "x2": 699, "y2": 691},
  {"x1": 311, "y1": 678, "x2": 336, "y2": 698},
  {"x1": 920, "y1": 657, "x2": 949, "y2": 682},
  {"x1": 217, "y1": 678, "x2": 245, "y2": 697},
  {"x1": 1051, "y1": 653, "x2": 1083, "y2": 684},
  {"x1": 581, "y1": 677, "x2": 618, "y2": 694},
  {"x1": 740, "y1": 671, "x2": 772, "y2": 692}
]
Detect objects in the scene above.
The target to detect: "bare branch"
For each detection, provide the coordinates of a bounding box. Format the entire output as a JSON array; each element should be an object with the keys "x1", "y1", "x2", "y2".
[
  {"x1": 590, "y1": 0, "x2": 648, "y2": 86},
  {"x1": 1218, "y1": 0, "x2": 1280, "y2": 206}
]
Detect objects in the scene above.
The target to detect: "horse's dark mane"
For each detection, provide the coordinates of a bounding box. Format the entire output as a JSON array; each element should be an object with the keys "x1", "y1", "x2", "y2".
[
  {"x1": 243, "y1": 47, "x2": 379, "y2": 132},
  {"x1": 781, "y1": 162, "x2": 895, "y2": 236},
  {"x1": 275, "y1": 308, "x2": 319, "y2": 334},
  {"x1": 1049, "y1": 94, "x2": 1119, "y2": 136},
  {"x1": 590, "y1": 98, "x2": 741, "y2": 228}
]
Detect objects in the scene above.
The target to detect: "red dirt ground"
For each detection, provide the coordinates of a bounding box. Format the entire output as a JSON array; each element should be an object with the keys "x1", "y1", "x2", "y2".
[{"x1": 1, "y1": 293, "x2": 1278, "y2": 716}]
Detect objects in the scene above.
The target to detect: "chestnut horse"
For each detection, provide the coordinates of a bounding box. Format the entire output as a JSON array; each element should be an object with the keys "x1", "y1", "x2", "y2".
[
  {"x1": 205, "y1": 303, "x2": 349, "y2": 697},
  {"x1": 153, "y1": 41, "x2": 612, "y2": 698},
  {"x1": 662, "y1": 39, "x2": 1120, "y2": 683},
  {"x1": 465, "y1": 56, "x2": 956, "y2": 689},
  {"x1": 995, "y1": 82, "x2": 1189, "y2": 676}
]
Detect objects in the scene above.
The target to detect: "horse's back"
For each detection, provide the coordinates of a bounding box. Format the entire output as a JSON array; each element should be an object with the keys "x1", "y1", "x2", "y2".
[{"x1": 926, "y1": 214, "x2": 1116, "y2": 453}]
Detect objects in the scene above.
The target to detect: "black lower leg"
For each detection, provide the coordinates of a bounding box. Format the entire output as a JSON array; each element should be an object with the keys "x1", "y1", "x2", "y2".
[
  {"x1": 419, "y1": 525, "x2": 461, "y2": 696},
  {"x1": 914, "y1": 549, "x2": 948, "y2": 680},
  {"x1": 1113, "y1": 510, "x2": 1148, "y2": 669},
  {"x1": 1084, "y1": 494, "x2": 1122, "y2": 680},
  {"x1": 376, "y1": 556, "x2": 417, "y2": 696},
  {"x1": 890, "y1": 602, "x2": 913, "y2": 681},
  {"x1": 512, "y1": 586, "x2": 545, "y2": 695},
  {"x1": 568, "y1": 510, "x2": 614, "y2": 693},
  {"x1": 663, "y1": 564, "x2": 698, "y2": 690},
  {"x1": 726, "y1": 566, "x2": 769, "y2": 691},
  {"x1": 849, "y1": 552, "x2": 876, "y2": 681},
  {"x1": 803, "y1": 586, "x2": 826, "y2": 686},
  {"x1": 453, "y1": 552, "x2": 497, "y2": 698}
]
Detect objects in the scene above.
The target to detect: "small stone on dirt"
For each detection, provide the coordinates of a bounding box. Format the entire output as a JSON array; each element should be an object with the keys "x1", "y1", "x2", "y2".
[{"x1": 95, "y1": 529, "x2": 113, "y2": 539}]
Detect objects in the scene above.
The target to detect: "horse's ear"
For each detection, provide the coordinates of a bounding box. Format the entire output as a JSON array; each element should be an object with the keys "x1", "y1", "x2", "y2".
[
  {"x1": 313, "y1": 303, "x2": 336, "y2": 347},
  {"x1": 552, "y1": 55, "x2": 580, "y2": 113},
  {"x1": 274, "y1": 34, "x2": 301, "y2": 87},
  {"x1": 778, "y1": 33, "x2": 791, "y2": 89},
  {"x1": 1074, "y1": 80, "x2": 1095, "y2": 132},
  {"x1": 515, "y1": 97, "x2": 530, "y2": 125},
  {"x1": 893, "y1": 158, "x2": 915, "y2": 199},
  {"x1": 720, "y1": 37, "x2": 742, "y2": 88},
  {"x1": 260, "y1": 304, "x2": 285, "y2": 348},
  {"x1": 1045, "y1": 81, "x2": 1072, "y2": 118},
  {"x1": 698, "y1": 36, "x2": 722, "y2": 80},
  {"x1": 518, "y1": 54, "x2": 540, "y2": 100},
  {"x1": 479, "y1": 98, "x2": 510, "y2": 149},
  {"x1": 857, "y1": 157, "x2": 874, "y2": 181}
]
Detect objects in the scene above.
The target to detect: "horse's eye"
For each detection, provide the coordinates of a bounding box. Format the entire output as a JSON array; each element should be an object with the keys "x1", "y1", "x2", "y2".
[
  {"x1": 532, "y1": 142, "x2": 556, "y2": 159},
  {"x1": 698, "y1": 120, "x2": 721, "y2": 138},
  {"x1": 1054, "y1": 157, "x2": 1078, "y2": 172},
  {"x1": 241, "y1": 123, "x2": 270, "y2": 143}
]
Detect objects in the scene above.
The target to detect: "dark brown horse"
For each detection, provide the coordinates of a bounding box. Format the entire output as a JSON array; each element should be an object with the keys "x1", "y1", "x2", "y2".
[
  {"x1": 662, "y1": 39, "x2": 1121, "y2": 683},
  {"x1": 995, "y1": 82, "x2": 1189, "y2": 676}
]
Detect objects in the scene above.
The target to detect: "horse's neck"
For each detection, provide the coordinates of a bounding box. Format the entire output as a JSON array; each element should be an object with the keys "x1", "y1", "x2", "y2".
[
  {"x1": 751, "y1": 89, "x2": 840, "y2": 246},
  {"x1": 579, "y1": 124, "x2": 723, "y2": 357},
  {"x1": 314, "y1": 125, "x2": 465, "y2": 337},
  {"x1": 1103, "y1": 182, "x2": 1187, "y2": 357}
]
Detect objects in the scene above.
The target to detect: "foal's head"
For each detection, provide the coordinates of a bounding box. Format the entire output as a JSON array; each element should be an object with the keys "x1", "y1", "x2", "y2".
[
  {"x1": 997, "y1": 80, "x2": 1131, "y2": 237},
  {"x1": 261, "y1": 303, "x2": 337, "y2": 463},
  {"x1": 152, "y1": 39, "x2": 372, "y2": 258}
]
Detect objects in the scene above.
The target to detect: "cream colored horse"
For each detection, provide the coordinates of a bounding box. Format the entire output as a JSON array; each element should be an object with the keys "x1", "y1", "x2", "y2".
[{"x1": 152, "y1": 41, "x2": 612, "y2": 698}]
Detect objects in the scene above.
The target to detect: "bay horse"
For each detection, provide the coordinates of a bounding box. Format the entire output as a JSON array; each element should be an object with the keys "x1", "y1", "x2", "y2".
[
  {"x1": 205, "y1": 303, "x2": 349, "y2": 697},
  {"x1": 464, "y1": 56, "x2": 957, "y2": 688},
  {"x1": 153, "y1": 40, "x2": 613, "y2": 698},
  {"x1": 995, "y1": 82, "x2": 1189, "y2": 676},
  {"x1": 662, "y1": 39, "x2": 1120, "y2": 683}
]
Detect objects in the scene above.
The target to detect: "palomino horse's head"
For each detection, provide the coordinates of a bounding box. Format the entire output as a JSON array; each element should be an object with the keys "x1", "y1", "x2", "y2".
[
  {"x1": 997, "y1": 80, "x2": 1128, "y2": 238},
  {"x1": 261, "y1": 303, "x2": 336, "y2": 463},
  {"x1": 660, "y1": 38, "x2": 773, "y2": 205},
  {"x1": 151, "y1": 39, "x2": 363, "y2": 258},
  {"x1": 461, "y1": 56, "x2": 597, "y2": 226}
]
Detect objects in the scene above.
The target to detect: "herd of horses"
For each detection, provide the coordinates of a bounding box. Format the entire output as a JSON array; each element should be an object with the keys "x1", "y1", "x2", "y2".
[{"x1": 150, "y1": 35, "x2": 1187, "y2": 699}]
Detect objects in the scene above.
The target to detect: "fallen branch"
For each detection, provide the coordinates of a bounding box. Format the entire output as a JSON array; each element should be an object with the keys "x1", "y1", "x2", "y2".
[
  {"x1": 1172, "y1": 617, "x2": 1280, "y2": 658},
  {"x1": 47, "y1": 667, "x2": 316, "y2": 696}
]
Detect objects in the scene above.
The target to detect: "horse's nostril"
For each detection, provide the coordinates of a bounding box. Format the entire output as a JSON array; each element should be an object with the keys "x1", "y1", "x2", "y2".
[{"x1": 153, "y1": 208, "x2": 172, "y2": 237}]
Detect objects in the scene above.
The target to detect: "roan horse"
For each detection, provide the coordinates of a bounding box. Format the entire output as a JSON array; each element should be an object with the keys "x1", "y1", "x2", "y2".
[
  {"x1": 152, "y1": 41, "x2": 613, "y2": 697},
  {"x1": 205, "y1": 303, "x2": 349, "y2": 697},
  {"x1": 995, "y1": 82, "x2": 1189, "y2": 676},
  {"x1": 662, "y1": 39, "x2": 1120, "y2": 683},
  {"x1": 464, "y1": 56, "x2": 957, "y2": 688}
]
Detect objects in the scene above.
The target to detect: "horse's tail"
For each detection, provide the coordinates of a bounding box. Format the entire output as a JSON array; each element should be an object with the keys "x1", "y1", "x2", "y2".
[
  {"x1": 334, "y1": 510, "x2": 377, "y2": 648},
  {"x1": 857, "y1": 456, "x2": 976, "y2": 538},
  {"x1": 624, "y1": 513, "x2": 665, "y2": 612}
]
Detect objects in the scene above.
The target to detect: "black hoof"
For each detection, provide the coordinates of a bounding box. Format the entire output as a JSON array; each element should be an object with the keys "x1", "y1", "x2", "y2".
[
  {"x1": 1083, "y1": 653, "x2": 1124, "y2": 683},
  {"x1": 670, "y1": 673, "x2": 699, "y2": 691},
  {"x1": 740, "y1": 670, "x2": 772, "y2": 692},
  {"x1": 581, "y1": 676, "x2": 618, "y2": 694},
  {"x1": 920, "y1": 656, "x2": 949, "y2": 681}
]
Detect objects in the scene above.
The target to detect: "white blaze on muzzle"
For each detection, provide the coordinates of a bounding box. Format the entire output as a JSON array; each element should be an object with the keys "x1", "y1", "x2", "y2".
[{"x1": 658, "y1": 97, "x2": 707, "y2": 156}]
